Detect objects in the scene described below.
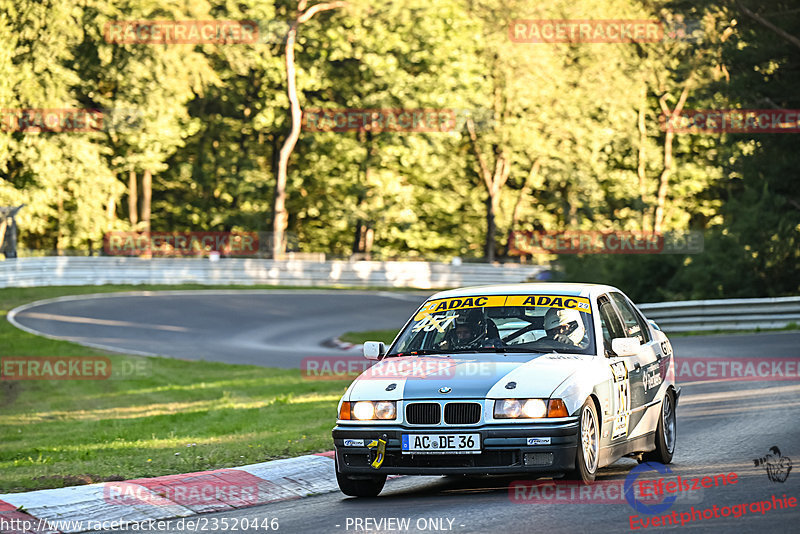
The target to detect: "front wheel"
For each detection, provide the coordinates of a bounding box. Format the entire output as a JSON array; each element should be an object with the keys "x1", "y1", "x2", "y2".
[
  {"x1": 335, "y1": 456, "x2": 387, "y2": 497},
  {"x1": 643, "y1": 390, "x2": 676, "y2": 464},
  {"x1": 565, "y1": 399, "x2": 599, "y2": 484}
]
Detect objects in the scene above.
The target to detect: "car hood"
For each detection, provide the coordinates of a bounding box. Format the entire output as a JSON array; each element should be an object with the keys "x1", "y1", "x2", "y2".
[{"x1": 347, "y1": 353, "x2": 590, "y2": 401}]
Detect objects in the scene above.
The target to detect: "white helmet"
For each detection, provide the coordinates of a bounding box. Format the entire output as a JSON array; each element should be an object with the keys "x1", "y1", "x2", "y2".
[{"x1": 544, "y1": 308, "x2": 585, "y2": 345}]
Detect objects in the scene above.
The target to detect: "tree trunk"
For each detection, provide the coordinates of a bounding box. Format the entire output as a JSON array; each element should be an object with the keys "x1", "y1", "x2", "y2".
[
  {"x1": 352, "y1": 130, "x2": 376, "y2": 256},
  {"x1": 128, "y1": 170, "x2": 138, "y2": 227},
  {"x1": 272, "y1": 0, "x2": 346, "y2": 259},
  {"x1": 637, "y1": 85, "x2": 650, "y2": 230},
  {"x1": 107, "y1": 193, "x2": 116, "y2": 221},
  {"x1": 272, "y1": 21, "x2": 298, "y2": 260},
  {"x1": 509, "y1": 159, "x2": 540, "y2": 234},
  {"x1": 654, "y1": 82, "x2": 691, "y2": 233},
  {"x1": 142, "y1": 169, "x2": 152, "y2": 234},
  {"x1": 466, "y1": 118, "x2": 510, "y2": 263},
  {"x1": 485, "y1": 195, "x2": 498, "y2": 261},
  {"x1": 57, "y1": 185, "x2": 64, "y2": 254}
]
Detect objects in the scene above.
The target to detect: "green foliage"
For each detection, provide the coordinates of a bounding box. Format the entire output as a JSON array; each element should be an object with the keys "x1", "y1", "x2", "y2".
[{"x1": 0, "y1": 0, "x2": 796, "y2": 297}]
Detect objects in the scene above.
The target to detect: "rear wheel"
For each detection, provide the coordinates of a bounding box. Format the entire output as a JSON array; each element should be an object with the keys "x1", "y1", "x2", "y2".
[
  {"x1": 335, "y1": 456, "x2": 387, "y2": 497},
  {"x1": 566, "y1": 399, "x2": 599, "y2": 484},
  {"x1": 643, "y1": 390, "x2": 676, "y2": 464}
]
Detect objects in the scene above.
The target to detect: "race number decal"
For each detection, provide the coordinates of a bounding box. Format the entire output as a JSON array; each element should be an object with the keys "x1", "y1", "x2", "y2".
[
  {"x1": 610, "y1": 361, "x2": 630, "y2": 440},
  {"x1": 411, "y1": 314, "x2": 457, "y2": 333}
]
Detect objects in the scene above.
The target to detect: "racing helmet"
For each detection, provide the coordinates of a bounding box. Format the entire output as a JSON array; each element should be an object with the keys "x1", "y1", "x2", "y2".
[
  {"x1": 450, "y1": 309, "x2": 486, "y2": 348},
  {"x1": 544, "y1": 308, "x2": 585, "y2": 344}
]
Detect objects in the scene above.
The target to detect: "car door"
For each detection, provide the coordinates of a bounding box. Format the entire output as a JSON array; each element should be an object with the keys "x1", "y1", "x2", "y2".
[
  {"x1": 597, "y1": 294, "x2": 634, "y2": 442},
  {"x1": 608, "y1": 292, "x2": 662, "y2": 439}
]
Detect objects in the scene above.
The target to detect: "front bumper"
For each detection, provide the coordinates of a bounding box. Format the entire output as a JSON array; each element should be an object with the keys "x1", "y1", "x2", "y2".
[{"x1": 333, "y1": 419, "x2": 579, "y2": 476}]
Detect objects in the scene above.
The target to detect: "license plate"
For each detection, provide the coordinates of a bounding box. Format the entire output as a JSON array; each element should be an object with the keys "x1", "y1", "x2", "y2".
[{"x1": 401, "y1": 433, "x2": 480, "y2": 454}]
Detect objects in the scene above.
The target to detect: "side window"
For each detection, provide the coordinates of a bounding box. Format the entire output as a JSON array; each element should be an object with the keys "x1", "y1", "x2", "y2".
[
  {"x1": 610, "y1": 293, "x2": 651, "y2": 344},
  {"x1": 598, "y1": 295, "x2": 625, "y2": 355}
]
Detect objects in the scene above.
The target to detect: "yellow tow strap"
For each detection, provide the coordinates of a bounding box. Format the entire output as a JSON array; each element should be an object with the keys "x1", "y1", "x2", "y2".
[{"x1": 367, "y1": 438, "x2": 386, "y2": 469}]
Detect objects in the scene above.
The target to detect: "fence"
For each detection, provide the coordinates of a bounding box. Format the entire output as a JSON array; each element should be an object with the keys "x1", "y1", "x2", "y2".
[
  {"x1": 639, "y1": 297, "x2": 800, "y2": 332},
  {"x1": 0, "y1": 256, "x2": 544, "y2": 290}
]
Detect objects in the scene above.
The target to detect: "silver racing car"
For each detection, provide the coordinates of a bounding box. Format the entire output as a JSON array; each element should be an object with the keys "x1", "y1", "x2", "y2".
[{"x1": 333, "y1": 283, "x2": 679, "y2": 496}]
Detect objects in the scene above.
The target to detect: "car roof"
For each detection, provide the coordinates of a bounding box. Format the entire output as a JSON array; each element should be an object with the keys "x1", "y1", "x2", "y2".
[{"x1": 427, "y1": 282, "x2": 621, "y2": 300}]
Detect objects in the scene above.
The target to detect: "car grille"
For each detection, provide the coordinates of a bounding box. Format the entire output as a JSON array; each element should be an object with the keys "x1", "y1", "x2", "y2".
[
  {"x1": 444, "y1": 402, "x2": 482, "y2": 424},
  {"x1": 406, "y1": 402, "x2": 440, "y2": 424}
]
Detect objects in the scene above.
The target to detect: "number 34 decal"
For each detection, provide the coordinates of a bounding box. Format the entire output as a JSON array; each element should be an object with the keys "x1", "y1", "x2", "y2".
[{"x1": 609, "y1": 361, "x2": 630, "y2": 440}]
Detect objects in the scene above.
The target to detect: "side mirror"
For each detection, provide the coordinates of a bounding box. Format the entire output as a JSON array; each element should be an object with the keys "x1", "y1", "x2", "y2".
[
  {"x1": 363, "y1": 341, "x2": 386, "y2": 361},
  {"x1": 611, "y1": 337, "x2": 640, "y2": 357},
  {"x1": 648, "y1": 319, "x2": 661, "y2": 331}
]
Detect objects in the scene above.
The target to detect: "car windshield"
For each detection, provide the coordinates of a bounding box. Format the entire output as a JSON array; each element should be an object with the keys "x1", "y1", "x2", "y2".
[{"x1": 389, "y1": 294, "x2": 596, "y2": 356}]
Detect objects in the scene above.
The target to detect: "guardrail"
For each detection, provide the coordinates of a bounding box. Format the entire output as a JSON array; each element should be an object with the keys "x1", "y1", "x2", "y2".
[
  {"x1": 639, "y1": 297, "x2": 800, "y2": 332},
  {"x1": 0, "y1": 256, "x2": 544, "y2": 290}
]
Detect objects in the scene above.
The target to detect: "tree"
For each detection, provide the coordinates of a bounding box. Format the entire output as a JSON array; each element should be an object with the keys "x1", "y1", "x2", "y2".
[{"x1": 272, "y1": 0, "x2": 346, "y2": 259}]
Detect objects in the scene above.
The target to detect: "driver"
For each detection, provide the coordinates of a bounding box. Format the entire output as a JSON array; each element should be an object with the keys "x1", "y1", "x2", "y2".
[
  {"x1": 543, "y1": 308, "x2": 588, "y2": 347},
  {"x1": 449, "y1": 309, "x2": 486, "y2": 349},
  {"x1": 446, "y1": 308, "x2": 504, "y2": 349}
]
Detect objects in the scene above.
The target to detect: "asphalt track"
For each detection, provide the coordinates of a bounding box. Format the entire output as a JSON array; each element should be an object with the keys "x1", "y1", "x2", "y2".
[
  {"x1": 8, "y1": 290, "x2": 800, "y2": 533},
  {"x1": 9, "y1": 289, "x2": 799, "y2": 365},
  {"x1": 8, "y1": 290, "x2": 430, "y2": 367}
]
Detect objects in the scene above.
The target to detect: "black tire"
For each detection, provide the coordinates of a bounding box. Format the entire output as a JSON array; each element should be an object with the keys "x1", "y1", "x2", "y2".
[
  {"x1": 335, "y1": 456, "x2": 387, "y2": 497},
  {"x1": 643, "y1": 390, "x2": 676, "y2": 464},
  {"x1": 565, "y1": 399, "x2": 599, "y2": 484}
]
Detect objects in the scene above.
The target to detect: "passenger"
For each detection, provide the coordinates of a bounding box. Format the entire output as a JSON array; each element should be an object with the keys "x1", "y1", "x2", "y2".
[{"x1": 543, "y1": 308, "x2": 589, "y2": 348}]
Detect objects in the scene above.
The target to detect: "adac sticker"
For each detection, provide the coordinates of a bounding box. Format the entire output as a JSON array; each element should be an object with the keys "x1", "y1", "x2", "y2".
[
  {"x1": 414, "y1": 295, "x2": 506, "y2": 320},
  {"x1": 414, "y1": 294, "x2": 591, "y2": 320},
  {"x1": 505, "y1": 295, "x2": 591, "y2": 313}
]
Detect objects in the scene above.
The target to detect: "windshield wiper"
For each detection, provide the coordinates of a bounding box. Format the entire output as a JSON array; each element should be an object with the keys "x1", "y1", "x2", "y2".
[
  {"x1": 386, "y1": 349, "x2": 449, "y2": 357},
  {"x1": 447, "y1": 346, "x2": 535, "y2": 354}
]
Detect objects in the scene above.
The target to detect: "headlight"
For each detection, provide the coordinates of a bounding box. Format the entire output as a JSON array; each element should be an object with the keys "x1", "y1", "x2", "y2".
[
  {"x1": 352, "y1": 401, "x2": 375, "y2": 420},
  {"x1": 521, "y1": 399, "x2": 547, "y2": 418},
  {"x1": 374, "y1": 401, "x2": 396, "y2": 420},
  {"x1": 341, "y1": 401, "x2": 397, "y2": 420},
  {"x1": 496, "y1": 399, "x2": 522, "y2": 418},
  {"x1": 494, "y1": 398, "x2": 568, "y2": 419}
]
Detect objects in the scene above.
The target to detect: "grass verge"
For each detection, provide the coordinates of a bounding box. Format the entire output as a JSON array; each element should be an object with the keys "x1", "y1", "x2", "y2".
[{"x1": 0, "y1": 285, "x2": 353, "y2": 493}]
